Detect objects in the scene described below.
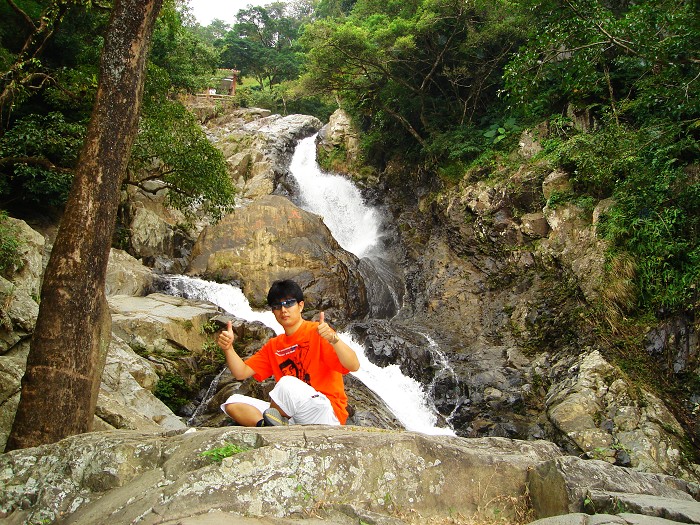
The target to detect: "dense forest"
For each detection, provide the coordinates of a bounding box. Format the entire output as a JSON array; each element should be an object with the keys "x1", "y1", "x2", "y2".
[{"x1": 0, "y1": 0, "x2": 698, "y2": 381}]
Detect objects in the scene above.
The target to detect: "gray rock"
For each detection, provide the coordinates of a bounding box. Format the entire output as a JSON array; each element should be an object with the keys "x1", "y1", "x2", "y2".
[
  {"x1": 545, "y1": 350, "x2": 691, "y2": 479},
  {"x1": 0, "y1": 353, "x2": 25, "y2": 452},
  {"x1": 98, "y1": 336, "x2": 185, "y2": 432},
  {"x1": 519, "y1": 129, "x2": 544, "y2": 159},
  {"x1": 0, "y1": 217, "x2": 45, "y2": 299},
  {"x1": 586, "y1": 490, "x2": 700, "y2": 523},
  {"x1": 204, "y1": 110, "x2": 322, "y2": 200},
  {"x1": 0, "y1": 276, "x2": 38, "y2": 352},
  {"x1": 543, "y1": 170, "x2": 573, "y2": 201},
  {"x1": 526, "y1": 513, "x2": 686, "y2": 525},
  {"x1": 529, "y1": 455, "x2": 698, "y2": 519},
  {"x1": 317, "y1": 109, "x2": 361, "y2": 174},
  {"x1": 105, "y1": 249, "x2": 154, "y2": 296},
  {"x1": 521, "y1": 212, "x2": 551, "y2": 238},
  {"x1": 0, "y1": 427, "x2": 562, "y2": 525},
  {"x1": 108, "y1": 292, "x2": 221, "y2": 359}
]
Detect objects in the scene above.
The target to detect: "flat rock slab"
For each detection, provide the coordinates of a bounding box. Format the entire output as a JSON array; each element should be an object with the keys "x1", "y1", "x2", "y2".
[
  {"x1": 0, "y1": 426, "x2": 561, "y2": 525},
  {"x1": 528, "y1": 513, "x2": 691, "y2": 525},
  {"x1": 587, "y1": 490, "x2": 700, "y2": 523}
]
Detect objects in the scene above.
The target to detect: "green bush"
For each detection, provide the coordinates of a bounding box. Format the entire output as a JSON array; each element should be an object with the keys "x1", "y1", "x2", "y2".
[
  {"x1": 0, "y1": 112, "x2": 85, "y2": 208},
  {"x1": 600, "y1": 166, "x2": 700, "y2": 312},
  {"x1": 153, "y1": 373, "x2": 191, "y2": 413}
]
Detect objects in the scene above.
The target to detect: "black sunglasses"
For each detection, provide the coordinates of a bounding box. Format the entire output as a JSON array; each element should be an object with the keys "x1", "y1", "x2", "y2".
[{"x1": 270, "y1": 298, "x2": 298, "y2": 311}]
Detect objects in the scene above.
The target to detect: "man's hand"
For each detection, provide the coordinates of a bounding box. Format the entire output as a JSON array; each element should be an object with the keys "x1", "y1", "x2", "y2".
[
  {"x1": 217, "y1": 320, "x2": 256, "y2": 380},
  {"x1": 317, "y1": 312, "x2": 359, "y2": 371},
  {"x1": 317, "y1": 311, "x2": 339, "y2": 344},
  {"x1": 217, "y1": 320, "x2": 236, "y2": 351}
]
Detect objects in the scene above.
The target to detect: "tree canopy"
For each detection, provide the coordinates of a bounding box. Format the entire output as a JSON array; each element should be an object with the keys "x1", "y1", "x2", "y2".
[
  {"x1": 0, "y1": 0, "x2": 233, "y2": 219},
  {"x1": 218, "y1": 2, "x2": 304, "y2": 88}
]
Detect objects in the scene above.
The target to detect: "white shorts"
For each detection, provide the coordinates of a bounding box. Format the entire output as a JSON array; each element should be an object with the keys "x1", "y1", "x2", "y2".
[{"x1": 221, "y1": 375, "x2": 340, "y2": 426}]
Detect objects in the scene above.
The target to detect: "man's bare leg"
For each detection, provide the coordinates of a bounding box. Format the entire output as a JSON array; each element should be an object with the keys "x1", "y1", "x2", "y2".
[{"x1": 225, "y1": 403, "x2": 264, "y2": 426}]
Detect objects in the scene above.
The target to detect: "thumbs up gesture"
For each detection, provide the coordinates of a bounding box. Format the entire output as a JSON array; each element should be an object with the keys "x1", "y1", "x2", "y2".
[
  {"x1": 217, "y1": 320, "x2": 236, "y2": 351},
  {"x1": 317, "y1": 312, "x2": 339, "y2": 345}
]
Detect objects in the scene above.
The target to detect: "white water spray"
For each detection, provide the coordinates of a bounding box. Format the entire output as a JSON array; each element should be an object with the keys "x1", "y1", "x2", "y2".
[
  {"x1": 161, "y1": 275, "x2": 453, "y2": 435},
  {"x1": 290, "y1": 135, "x2": 381, "y2": 258}
]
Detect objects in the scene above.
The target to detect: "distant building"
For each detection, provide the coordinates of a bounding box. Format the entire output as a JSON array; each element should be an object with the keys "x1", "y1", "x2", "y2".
[{"x1": 218, "y1": 70, "x2": 240, "y2": 96}]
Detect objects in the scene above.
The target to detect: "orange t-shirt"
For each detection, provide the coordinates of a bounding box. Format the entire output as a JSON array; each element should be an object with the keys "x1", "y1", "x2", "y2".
[{"x1": 244, "y1": 320, "x2": 351, "y2": 424}]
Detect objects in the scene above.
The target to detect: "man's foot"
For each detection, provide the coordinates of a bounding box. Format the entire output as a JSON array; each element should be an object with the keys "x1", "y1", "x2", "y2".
[{"x1": 263, "y1": 408, "x2": 289, "y2": 426}]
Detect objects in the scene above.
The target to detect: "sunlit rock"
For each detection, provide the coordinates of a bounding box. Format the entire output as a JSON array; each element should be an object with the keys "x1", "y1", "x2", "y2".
[{"x1": 187, "y1": 194, "x2": 369, "y2": 321}]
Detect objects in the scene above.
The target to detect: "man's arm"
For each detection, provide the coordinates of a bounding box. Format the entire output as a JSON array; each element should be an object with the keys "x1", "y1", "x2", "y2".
[
  {"x1": 317, "y1": 312, "x2": 360, "y2": 372},
  {"x1": 217, "y1": 320, "x2": 256, "y2": 380}
]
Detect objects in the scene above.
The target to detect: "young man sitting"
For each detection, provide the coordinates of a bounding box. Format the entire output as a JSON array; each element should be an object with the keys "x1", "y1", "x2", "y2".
[{"x1": 217, "y1": 279, "x2": 360, "y2": 426}]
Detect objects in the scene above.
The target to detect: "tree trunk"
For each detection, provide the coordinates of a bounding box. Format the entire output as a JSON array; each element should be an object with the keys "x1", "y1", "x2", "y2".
[{"x1": 5, "y1": 0, "x2": 163, "y2": 451}]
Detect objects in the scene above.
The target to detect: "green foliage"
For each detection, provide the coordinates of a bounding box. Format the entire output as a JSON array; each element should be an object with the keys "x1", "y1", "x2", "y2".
[
  {"x1": 299, "y1": 0, "x2": 528, "y2": 161},
  {"x1": 0, "y1": 211, "x2": 23, "y2": 276},
  {"x1": 200, "y1": 442, "x2": 251, "y2": 463},
  {"x1": 154, "y1": 372, "x2": 192, "y2": 413},
  {"x1": 0, "y1": 112, "x2": 85, "y2": 207},
  {"x1": 504, "y1": 0, "x2": 699, "y2": 127},
  {"x1": 150, "y1": 3, "x2": 219, "y2": 94},
  {"x1": 600, "y1": 167, "x2": 700, "y2": 312},
  {"x1": 542, "y1": 119, "x2": 700, "y2": 313},
  {"x1": 0, "y1": 1, "x2": 228, "y2": 219},
  {"x1": 235, "y1": 82, "x2": 336, "y2": 120},
  {"x1": 425, "y1": 126, "x2": 487, "y2": 165},
  {"x1": 218, "y1": 4, "x2": 303, "y2": 89},
  {"x1": 484, "y1": 117, "x2": 521, "y2": 145},
  {"x1": 129, "y1": 93, "x2": 235, "y2": 221},
  {"x1": 199, "y1": 339, "x2": 226, "y2": 375},
  {"x1": 551, "y1": 124, "x2": 636, "y2": 198}
]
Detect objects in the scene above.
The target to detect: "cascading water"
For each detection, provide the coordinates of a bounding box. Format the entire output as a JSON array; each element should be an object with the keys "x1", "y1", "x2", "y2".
[
  {"x1": 290, "y1": 135, "x2": 380, "y2": 257},
  {"x1": 422, "y1": 332, "x2": 461, "y2": 426},
  {"x1": 290, "y1": 134, "x2": 403, "y2": 318}
]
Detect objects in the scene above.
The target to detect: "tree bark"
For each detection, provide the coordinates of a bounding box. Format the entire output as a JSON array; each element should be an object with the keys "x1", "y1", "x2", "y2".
[{"x1": 5, "y1": 0, "x2": 163, "y2": 451}]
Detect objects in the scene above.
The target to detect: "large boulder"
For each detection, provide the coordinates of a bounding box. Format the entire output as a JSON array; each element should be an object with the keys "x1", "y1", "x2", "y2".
[
  {"x1": 3, "y1": 426, "x2": 698, "y2": 525},
  {"x1": 97, "y1": 336, "x2": 185, "y2": 432},
  {"x1": 316, "y1": 108, "x2": 361, "y2": 175},
  {"x1": 122, "y1": 182, "x2": 196, "y2": 273},
  {"x1": 545, "y1": 350, "x2": 695, "y2": 480},
  {"x1": 1, "y1": 295, "x2": 195, "y2": 451},
  {"x1": 186, "y1": 194, "x2": 369, "y2": 321},
  {"x1": 541, "y1": 201, "x2": 607, "y2": 304},
  {"x1": 0, "y1": 276, "x2": 38, "y2": 354},
  {"x1": 0, "y1": 352, "x2": 25, "y2": 452},
  {"x1": 0, "y1": 427, "x2": 563, "y2": 525},
  {"x1": 105, "y1": 249, "x2": 154, "y2": 296},
  {"x1": 108, "y1": 293, "x2": 221, "y2": 362},
  {"x1": 529, "y1": 454, "x2": 700, "y2": 519},
  {"x1": 0, "y1": 217, "x2": 45, "y2": 299}
]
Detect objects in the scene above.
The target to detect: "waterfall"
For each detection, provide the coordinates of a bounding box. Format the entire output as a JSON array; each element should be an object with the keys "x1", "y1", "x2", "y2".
[
  {"x1": 186, "y1": 367, "x2": 226, "y2": 426},
  {"x1": 289, "y1": 135, "x2": 381, "y2": 257},
  {"x1": 422, "y1": 332, "x2": 462, "y2": 426},
  {"x1": 347, "y1": 334, "x2": 455, "y2": 435},
  {"x1": 290, "y1": 134, "x2": 402, "y2": 318},
  {"x1": 160, "y1": 275, "x2": 453, "y2": 435}
]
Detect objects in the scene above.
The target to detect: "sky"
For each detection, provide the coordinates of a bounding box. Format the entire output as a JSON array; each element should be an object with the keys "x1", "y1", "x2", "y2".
[{"x1": 187, "y1": 0, "x2": 278, "y2": 26}]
